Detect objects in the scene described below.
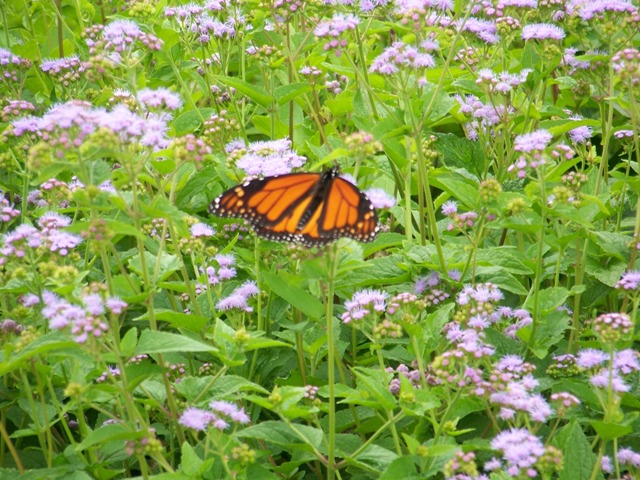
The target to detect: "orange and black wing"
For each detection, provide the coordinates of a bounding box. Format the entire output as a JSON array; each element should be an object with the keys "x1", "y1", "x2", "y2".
[
  {"x1": 295, "y1": 176, "x2": 379, "y2": 244},
  {"x1": 209, "y1": 172, "x2": 324, "y2": 243},
  {"x1": 209, "y1": 170, "x2": 379, "y2": 246}
]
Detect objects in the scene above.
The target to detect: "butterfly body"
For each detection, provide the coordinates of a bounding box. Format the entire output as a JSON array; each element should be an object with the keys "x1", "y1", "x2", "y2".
[{"x1": 210, "y1": 168, "x2": 379, "y2": 246}]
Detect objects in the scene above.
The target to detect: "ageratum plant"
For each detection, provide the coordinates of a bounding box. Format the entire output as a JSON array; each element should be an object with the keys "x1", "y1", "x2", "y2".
[{"x1": 1, "y1": 0, "x2": 640, "y2": 479}]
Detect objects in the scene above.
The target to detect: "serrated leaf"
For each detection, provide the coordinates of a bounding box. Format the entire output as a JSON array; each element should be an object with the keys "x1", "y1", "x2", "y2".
[
  {"x1": 525, "y1": 287, "x2": 570, "y2": 314},
  {"x1": 555, "y1": 421, "x2": 598, "y2": 480},
  {"x1": 590, "y1": 231, "x2": 631, "y2": 261}
]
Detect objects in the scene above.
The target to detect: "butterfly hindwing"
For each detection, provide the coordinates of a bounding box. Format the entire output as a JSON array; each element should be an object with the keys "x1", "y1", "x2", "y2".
[{"x1": 210, "y1": 169, "x2": 379, "y2": 246}]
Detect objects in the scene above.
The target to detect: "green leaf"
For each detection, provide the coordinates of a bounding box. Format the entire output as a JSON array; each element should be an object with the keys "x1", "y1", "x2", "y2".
[
  {"x1": 430, "y1": 170, "x2": 479, "y2": 209},
  {"x1": 585, "y1": 256, "x2": 627, "y2": 287},
  {"x1": 252, "y1": 115, "x2": 288, "y2": 138},
  {"x1": 555, "y1": 420, "x2": 598, "y2": 480},
  {"x1": 215, "y1": 76, "x2": 272, "y2": 108},
  {"x1": 243, "y1": 335, "x2": 292, "y2": 352},
  {"x1": 127, "y1": 251, "x2": 182, "y2": 283},
  {"x1": 76, "y1": 423, "x2": 132, "y2": 451},
  {"x1": 176, "y1": 375, "x2": 268, "y2": 402},
  {"x1": 120, "y1": 327, "x2": 138, "y2": 358},
  {"x1": 261, "y1": 271, "x2": 324, "y2": 319},
  {"x1": 173, "y1": 108, "x2": 213, "y2": 135},
  {"x1": 133, "y1": 309, "x2": 208, "y2": 332},
  {"x1": 352, "y1": 367, "x2": 396, "y2": 411},
  {"x1": 524, "y1": 287, "x2": 570, "y2": 314},
  {"x1": 179, "y1": 442, "x2": 204, "y2": 477},
  {"x1": 590, "y1": 231, "x2": 631, "y2": 261},
  {"x1": 589, "y1": 419, "x2": 635, "y2": 441},
  {"x1": 379, "y1": 456, "x2": 419, "y2": 480},
  {"x1": 525, "y1": 309, "x2": 571, "y2": 359},
  {"x1": 475, "y1": 247, "x2": 534, "y2": 275},
  {"x1": 134, "y1": 330, "x2": 217, "y2": 355},
  {"x1": 274, "y1": 82, "x2": 312, "y2": 105},
  {"x1": 236, "y1": 421, "x2": 323, "y2": 448},
  {"x1": 0, "y1": 467, "x2": 93, "y2": 480},
  {"x1": 475, "y1": 267, "x2": 528, "y2": 295},
  {"x1": 0, "y1": 331, "x2": 76, "y2": 376},
  {"x1": 244, "y1": 464, "x2": 281, "y2": 480}
]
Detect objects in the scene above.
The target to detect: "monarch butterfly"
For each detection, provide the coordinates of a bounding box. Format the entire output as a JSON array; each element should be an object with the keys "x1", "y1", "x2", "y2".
[{"x1": 209, "y1": 168, "x2": 379, "y2": 246}]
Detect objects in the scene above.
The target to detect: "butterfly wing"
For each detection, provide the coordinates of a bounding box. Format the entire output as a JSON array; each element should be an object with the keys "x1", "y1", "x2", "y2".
[
  {"x1": 210, "y1": 172, "x2": 324, "y2": 243},
  {"x1": 297, "y1": 176, "x2": 379, "y2": 243},
  {"x1": 210, "y1": 171, "x2": 379, "y2": 246}
]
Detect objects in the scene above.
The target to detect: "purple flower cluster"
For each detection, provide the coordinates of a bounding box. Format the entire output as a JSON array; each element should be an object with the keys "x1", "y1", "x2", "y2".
[
  {"x1": 216, "y1": 280, "x2": 259, "y2": 312},
  {"x1": 612, "y1": 48, "x2": 640, "y2": 87},
  {"x1": 614, "y1": 129, "x2": 634, "y2": 139},
  {"x1": 11, "y1": 101, "x2": 171, "y2": 153},
  {"x1": 341, "y1": 289, "x2": 388, "y2": 324},
  {"x1": 488, "y1": 428, "x2": 545, "y2": 477},
  {"x1": 96, "y1": 366, "x2": 121, "y2": 383},
  {"x1": 364, "y1": 188, "x2": 396, "y2": 208},
  {"x1": 475, "y1": 68, "x2": 531, "y2": 94},
  {"x1": 164, "y1": 1, "x2": 240, "y2": 42},
  {"x1": 190, "y1": 223, "x2": 216, "y2": 238},
  {"x1": 0, "y1": 195, "x2": 20, "y2": 223},
  {"x1": 137, "y1": 88, "x2": 182, "y2": 111},
  {"x1": 39, "y1": 291, "x2": 127, "y2": 343},
  {"x1": 490, "y1": 306, "x2": 533, "y2": 338},
  {"x1": 1, "y1": 99, "x2": 35, "y2": 122},
  {"x1": 567, "y1": 117, "x2": 592, "y2": 144},
  {"x1": 521, "y1": 23, "x2": 565, "y2": 40},
  {"x1": 442, "y1": 200, "x2": 479, "y2": 232},
  {"x1": 198, "y1": 253, "x2": 237, "y2": 294},
  {"x1": 488, "y1": 357, "x2": 553, "y2": 422},
  {"x1": 413, "y1": 273, "x2": 450, "y2": 307},
  {"x1": 369, "y1": 41, "x2": 435, "y2": 76},
  {"x1": 561, "y1": 48, "x2": 590, "y2": 74},
  {"x1": 86, "y1": 20, "x2": 163, "y2": 62},
  {"x1": 571, "y1": 0, "x2": 637, "y2": 21},
  {"x1": 507, "y1": 129, "x2": 554, "y2": 178},
  {"x1": 1, "y1": 319, "x2": 23, "y2": 335},
  {"x1": 40, "y1": 55, "x2": 90, "y2": 85},
  {"x1": 577, "y1": 348, "x2": 640, "y2": 393},
  {"x1": 617, "y1": 447, "x2": 640, "y2": 468},
  {"x1": 393, "y1": 0, "x2": 452, "y2": 32},
  {"x1": 314, "y1": 13, "x2": 360, "y2": 56},
  {"x1": 228, "y1": 138, "x2": 306, "y2": 176},
  {"x1": 0, "y1": 213, "x2": 83, "y2": 264},
  {"x1": 454, "y1": 94, "x2": 512, "y2": 140},
  {"x1": 0, "y1": 47, "x2": 31, "y2": 84},
  {"x1": 458, "y1": 17, "x2": 500, "y2": 44},
  {"x1": 472, "y1": 0, "x2": 537, "y2": 18},
  {"x1": 178, "y1": 400, "x2": 250, "y2": 431},
  {"x1": 616, "y1": 270, "x2": 640, "y2": 290},
  {"x1": 387, "y1": 363, "x2": 422, "y2": 394},
  {"x1": 591, "y1": 312, "x2": 632, "y2": 343}
]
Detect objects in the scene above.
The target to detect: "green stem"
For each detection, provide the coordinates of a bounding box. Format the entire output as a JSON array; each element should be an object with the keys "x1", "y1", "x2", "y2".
[
  {"x1": 325, "y1": 245, "x2": 339, "y2": 480},
  {"x1": 526, "y1": 169, "x2": 547, "y2": 353}
]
